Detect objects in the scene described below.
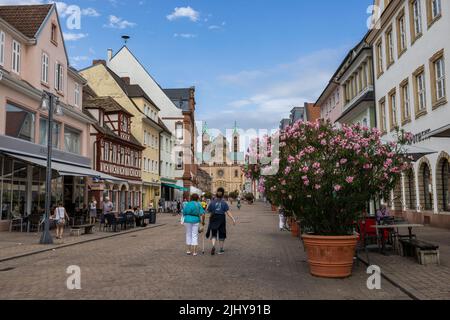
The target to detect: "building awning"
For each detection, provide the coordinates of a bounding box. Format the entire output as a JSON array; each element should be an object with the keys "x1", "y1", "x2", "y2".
[
  {"x1": 424, "y1": 124, "x2": 450, "y2": 139},
  {"x1": 402, "y1": 145, "x2": 438, "y2": 162},
  {"x1": 162, "y1": 183, "x2": 188, "y2": 191},
  {"x1": 4, "y1": 152, "x2": 127, "y2": 183}
]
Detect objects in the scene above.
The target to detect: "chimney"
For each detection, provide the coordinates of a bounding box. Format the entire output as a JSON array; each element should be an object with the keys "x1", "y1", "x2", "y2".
[
  {"x1": 121, "y1": 77, "x2": 130, "y2": 85},
  {"x1": 107, "y1": 49, "x2": 113, "y2": 64},
  {"x1": 93, "y1": 59, "x2": 106, "y2": 66}
]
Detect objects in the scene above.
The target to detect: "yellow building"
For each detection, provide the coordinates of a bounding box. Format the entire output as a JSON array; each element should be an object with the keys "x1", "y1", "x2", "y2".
[
  {"x1": 127, "y1": 85, "x2": 165, "y2": 209},
  {"x1": 80, "y1": 60, "x2": 165, "y2": 209}
]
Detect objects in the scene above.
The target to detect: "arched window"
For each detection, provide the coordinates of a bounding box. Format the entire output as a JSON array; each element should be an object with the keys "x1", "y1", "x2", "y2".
[
  {"x1": 406, "y1": 169, "x2": 416, "y2": 210},
  {"x1": 442, "y1": 160, "x2": 450, "y2": 211},
  {"x1": 423, "y1": 164, "x2": 433, "y2": 211}
]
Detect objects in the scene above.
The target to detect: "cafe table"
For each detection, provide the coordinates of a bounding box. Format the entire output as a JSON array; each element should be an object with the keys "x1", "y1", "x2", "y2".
[{"x1": 372, "y1": 223, "x2": 424, "y2": 254}]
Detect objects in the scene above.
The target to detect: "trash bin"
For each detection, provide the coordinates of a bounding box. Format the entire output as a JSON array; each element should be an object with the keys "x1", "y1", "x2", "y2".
[{"x1": 149, "y1": 209, "x2": 156, "y2": 224}]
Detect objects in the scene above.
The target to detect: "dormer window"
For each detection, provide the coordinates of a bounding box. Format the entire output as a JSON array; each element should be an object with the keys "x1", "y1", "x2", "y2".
[{"x1": 51, "y1": 23, "x2": 58, "y2": 45}]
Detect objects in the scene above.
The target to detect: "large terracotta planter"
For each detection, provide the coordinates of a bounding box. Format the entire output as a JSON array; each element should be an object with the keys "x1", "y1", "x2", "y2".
[{"x1": 302, "y1": 234, "x2": 358, "y2": 278}]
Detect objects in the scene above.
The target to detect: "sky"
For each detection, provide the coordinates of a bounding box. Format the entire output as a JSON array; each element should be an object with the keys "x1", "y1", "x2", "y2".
[{"x1": 1, "y1": 0, "x2": 374, "y2": 135}]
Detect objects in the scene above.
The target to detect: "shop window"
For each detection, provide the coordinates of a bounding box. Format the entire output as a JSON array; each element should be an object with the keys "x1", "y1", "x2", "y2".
[{"x1": 5, "y1": 103, "x2": 35, "y2": 142}]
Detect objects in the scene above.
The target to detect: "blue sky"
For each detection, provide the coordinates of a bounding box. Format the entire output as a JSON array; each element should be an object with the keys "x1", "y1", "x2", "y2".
[{"x1": 3, "y1": 0, "x2": 373, "y2": 133}]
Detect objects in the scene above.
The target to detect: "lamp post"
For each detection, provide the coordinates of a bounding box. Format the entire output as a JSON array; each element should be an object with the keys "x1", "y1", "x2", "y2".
[{"x1": 39, "y1": 91, "x2": 63, "y2": 245}]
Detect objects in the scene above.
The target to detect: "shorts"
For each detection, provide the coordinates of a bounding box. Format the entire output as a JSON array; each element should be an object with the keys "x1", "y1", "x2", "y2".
[
  {"x1": 56, "y1": 219, "x2": 65, "y2": 226},
  {"x1": 208, "y1": 214, "x2": 227, "y2": 241}
]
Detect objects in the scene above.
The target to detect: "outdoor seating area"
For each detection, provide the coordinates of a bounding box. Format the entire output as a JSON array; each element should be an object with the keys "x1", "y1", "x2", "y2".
[
  {"x1": 8, "y1": 209, "x2": 158, "y2": 237},
  {"x1": 356, "y1": 216, "x2": 440, "y2": 266}
]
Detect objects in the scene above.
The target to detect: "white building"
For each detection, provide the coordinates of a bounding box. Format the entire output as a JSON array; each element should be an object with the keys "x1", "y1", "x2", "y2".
[{"x1": 368, "y1": 0, "x2": 450, "y2": 228}]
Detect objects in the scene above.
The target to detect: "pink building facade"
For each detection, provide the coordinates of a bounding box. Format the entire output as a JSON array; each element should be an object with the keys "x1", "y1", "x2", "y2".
[{"x1": 0, "y1": 4, "x2": 95, "y2": 230}]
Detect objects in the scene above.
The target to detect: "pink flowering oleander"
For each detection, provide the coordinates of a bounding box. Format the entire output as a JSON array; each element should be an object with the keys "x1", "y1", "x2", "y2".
[{"x1": 256, "y1": 120, "x2": 411, "y2": 236}]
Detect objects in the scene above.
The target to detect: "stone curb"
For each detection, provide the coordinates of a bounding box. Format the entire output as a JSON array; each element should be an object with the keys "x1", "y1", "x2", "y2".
[{"x1": 0, "y1": 223, "x2": 166, "y2": 263}]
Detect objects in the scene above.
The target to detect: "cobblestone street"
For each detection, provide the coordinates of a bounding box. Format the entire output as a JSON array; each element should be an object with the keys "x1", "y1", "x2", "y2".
[{"x1": 0, "y1": 202, "x2": 409, "y2": 300}]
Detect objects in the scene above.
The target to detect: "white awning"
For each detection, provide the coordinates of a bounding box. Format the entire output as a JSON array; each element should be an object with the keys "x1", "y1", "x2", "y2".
[{"x1": 4, "y1": 153, "x2": 127, "y2": 182}]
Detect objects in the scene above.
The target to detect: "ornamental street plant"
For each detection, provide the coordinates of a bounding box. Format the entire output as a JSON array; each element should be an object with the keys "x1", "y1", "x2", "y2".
[{"x1": 247, "y1": 120, "x2": 412, "y2": 236}]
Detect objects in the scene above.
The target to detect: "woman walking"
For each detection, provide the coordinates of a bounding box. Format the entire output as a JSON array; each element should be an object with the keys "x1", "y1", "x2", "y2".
[
  {"x1": 52, "y1": 202, "x2": 69, "y2": 240},
  {"x1": 206, "y1": 188, "x2": 236, "y2": 256},
  {"x1": 182, "y1": 194, "x2": 205, "y2": 256}
]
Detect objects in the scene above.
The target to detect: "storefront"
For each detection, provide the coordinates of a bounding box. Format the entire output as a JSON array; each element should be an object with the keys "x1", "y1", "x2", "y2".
[{"x1": 0, "y1": 135, "x2": 124, "y2": 231}]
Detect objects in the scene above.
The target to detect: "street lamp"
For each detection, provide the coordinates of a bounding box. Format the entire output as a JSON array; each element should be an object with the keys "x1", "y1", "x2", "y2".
[{"x1": 39, "y1": 91, "x2": 63, "y2": 245}]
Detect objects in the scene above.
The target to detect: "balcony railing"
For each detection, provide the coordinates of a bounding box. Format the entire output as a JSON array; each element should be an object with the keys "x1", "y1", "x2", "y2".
[{"x1": 343, "y1": 85, "x2": 374, "y2": 112}]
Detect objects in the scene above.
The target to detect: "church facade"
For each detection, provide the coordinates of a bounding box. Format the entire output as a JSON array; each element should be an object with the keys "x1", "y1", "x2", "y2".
[{"x1": 199, "y1": 124, "x2": 245, "y2": 195}]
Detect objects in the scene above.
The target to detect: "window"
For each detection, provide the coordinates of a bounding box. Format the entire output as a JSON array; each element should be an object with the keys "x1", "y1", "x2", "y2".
[
  {"x1": 234, "y1": 170, "x2": 239, "y2": 178},
  {"x1": 41, "y1": 53, "x2": 49, "y2": 84},
  {"x1": 0, "y1": 31, "x2": 5, "y2": 66},
  {"x1": 175, "y1": 123, "x2": 183, "y2": 140},
  {"x1": 104, "y1": 142, "x2": 110, "y2": 162},
  {"x1": 64, "y1": 126, "x2": 81, "y2": 154},
  {"x1": 5, "y1": 103, "x2": 35, "y2": 142},
  {"x1": 430, "y1": 50, "x2": 446, "y2": 108},
  {"x1": 51, "y1": 23, "x2": 58, "y2": 44},
  {"x1": 442, "y1": 160, "x2": 450, "y2": 212},
  {"x1": 423, "y1": 164, "x2": 433, "y2": 210},
  {"x1": 379, "y1": 98, "x2": 387, "y2": 133},
  {"x1": 388, "y1": 89, "x2": 398, "y2": 130},
  {"x1": 39, "y1": 118, "x2": 60, "y2": 148},
  {"x1": 176, "y1": 151, "x2": 183, "y2": 170},
  {"x1": 74, "y1": 83, "x2": 80, "y2": 107},
  {"x1": 12, "y1": 40, "x2": 20, "y2": 74},
  {"x1": 385, "y1": 27, "x2": 395, "y2": 66},
  {"x1": 410, "y1": 0, "x2": 423, "y2": 42},
  {"x1": 396, "y1": 11, "x2": 407, "y2": 56},
  {"x1": 406, "y1": 169, "x2": 416, "y2": 210},
  {"x1": 376, "y1": 40, "x2": 384, "y2": 77},
  {"x1": 413, "y1": 66, "x2": 427, "y2": 116},
  {"x1": 55, "y1": 62, "x2": 64, "y2": 92},
  {"x1": 427, "y1": 0, "x2": 442, "y2": 26},
  {"x1": 400, "y1": 79, "x2": 411, "y2": 123},
  {"x1": 143, "y1": 157, "x2": 147, "y2": 171}
]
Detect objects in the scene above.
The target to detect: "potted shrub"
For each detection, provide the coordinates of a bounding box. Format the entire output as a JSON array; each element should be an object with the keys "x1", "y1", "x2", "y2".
[{"x1": 259, "y1": 121, "x2": 411, "y2": 278}]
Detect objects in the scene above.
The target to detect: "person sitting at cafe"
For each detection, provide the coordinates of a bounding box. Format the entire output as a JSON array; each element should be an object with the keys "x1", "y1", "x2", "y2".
[{"x1": 376, "y1": 205, "x2": 391, "y2": 223}]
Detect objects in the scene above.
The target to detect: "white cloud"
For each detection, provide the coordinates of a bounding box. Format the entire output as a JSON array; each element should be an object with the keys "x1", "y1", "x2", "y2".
[
  {"x1": 174, "y1": 33, "x2": 197, "y2": 39},
  {"x1": 63, "y1": 32, "x2": 88, "y2": 41},
  {"x1": 206, "y1": 47, "x2": 347, "y2": 131},
  {"x1": 105, "y1": 15, "x2": 136, "y2": 29},
  {"x1": 167, "y1": 6, "x2": 199, "y2": 22},
  {"x1": 81, "y1": 7, "x2": 100, "y2": 17}
]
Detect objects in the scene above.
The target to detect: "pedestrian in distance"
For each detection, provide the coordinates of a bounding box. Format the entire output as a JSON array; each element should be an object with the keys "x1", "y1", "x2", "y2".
[
  {"x1": 206, "y1": 187, "x2": 236, "y2": 256},
  {"x1": 237, "y1": 197, "x2": 241, "y2": 210},
  {"x1": 182, "y1": 194, "x2": 205, "y2": 256},
  {"x1": 51, "y1": 202, "x2": 69, "y2": 240},
  {"x1": 278, "y1": 205, "x2": 288, "y2": 231},
  {"x1": 89, "y1": 197, "x2": 97, "y2": 225}
]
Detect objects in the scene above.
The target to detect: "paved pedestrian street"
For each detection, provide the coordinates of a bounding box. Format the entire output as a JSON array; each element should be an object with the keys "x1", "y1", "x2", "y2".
[{"x1": 0, "y1": 202, "x2": 409, "y2": 300}]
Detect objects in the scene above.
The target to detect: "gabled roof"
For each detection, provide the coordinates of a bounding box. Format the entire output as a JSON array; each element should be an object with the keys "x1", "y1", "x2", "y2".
[
  {"x1": 126, "y1": 84, "x2": 160, "y2": 111},
  {"x1": 82, "y1": 85, "x2": 134, "y2": 117},
  {"x1": 0, "y1": 4, "x2": 52, "y2": 38}
]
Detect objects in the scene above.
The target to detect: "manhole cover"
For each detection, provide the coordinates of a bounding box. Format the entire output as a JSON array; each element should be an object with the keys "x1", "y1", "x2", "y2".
[{"x1": 0, "y1": 267, "x2": 15, "y2": 272}]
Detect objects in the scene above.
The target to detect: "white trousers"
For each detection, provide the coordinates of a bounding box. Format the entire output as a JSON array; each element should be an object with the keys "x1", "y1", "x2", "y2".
[
  {"x1": 185, "y1": 223, "x2": 199, "y2": 246},
  {"x1": 279, "y1": 214, "x2": 286, "y2": 229}
]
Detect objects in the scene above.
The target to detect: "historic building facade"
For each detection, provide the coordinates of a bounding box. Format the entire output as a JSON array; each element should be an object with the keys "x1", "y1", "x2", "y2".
[
  {"x1": 368, "y1": 0, "x2": 450, "y2": 228},
  {"x1": 80, "y1": 61, "x2": 145, "y2": 212},
  {"x1": 0, "y1": 4, "x2": 96, "y2": 230},
  {"x1": 199, "y1": 124, "x2": 244, "y2": 194}
]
